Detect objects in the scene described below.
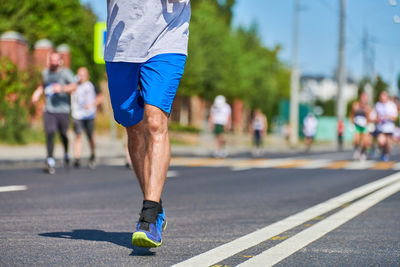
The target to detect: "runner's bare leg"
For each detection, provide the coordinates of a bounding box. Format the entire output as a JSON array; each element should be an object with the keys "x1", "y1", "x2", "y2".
[{"x1": 126, "y1": 105, "x2": 170, "y2": 202}]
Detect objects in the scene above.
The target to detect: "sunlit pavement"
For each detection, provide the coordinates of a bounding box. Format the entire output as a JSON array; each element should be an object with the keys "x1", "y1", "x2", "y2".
[{"x1": 0, "y1": 150, "x2": 399, "y2": 266}]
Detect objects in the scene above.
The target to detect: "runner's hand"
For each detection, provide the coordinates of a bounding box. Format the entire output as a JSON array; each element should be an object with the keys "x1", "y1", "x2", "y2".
[{"x1": 52, "y1": 84, "x2": 63, "y2": 93}]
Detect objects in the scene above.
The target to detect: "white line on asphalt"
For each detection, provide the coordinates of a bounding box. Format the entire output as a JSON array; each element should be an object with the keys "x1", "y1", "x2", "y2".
[
  {"x1": 238, "y1": 180, "x2": 400, "y2": 266},
  {"x1": 344, "y1": 160, "x2": 375, "y2": 170},
  {"x1": 0, "y1": 185, "x2": 28, "y2": 193},
  {"x1": 231, "y1": 158, "x2": 294, "y2": 171},
  {"x1": 167, "y1": 171, "x2": 178, "y2": 178},
  {"x1": 171, "y1": 172, "x2": 400, "y2": 267},
  {"x1": 392, "y1": 162, "x2": 400, "y2": 170},
  {"x1": 232, "y1": 167, "x2": 254, "y2": 171},
  {"x1": 297, "y1": 159, "x2": 331, "y2": 169}
]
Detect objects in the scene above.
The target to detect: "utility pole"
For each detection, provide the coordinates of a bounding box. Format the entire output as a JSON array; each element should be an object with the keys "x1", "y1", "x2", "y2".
[
  {"x1": 289, "y1": 0, "x2": 300, "y2": 147},
  {"x1": 336, "y1": 0, "x2": 346, "y2": 123},
  {"x1": 362, "y1": 27, "x2": 374, "y2": 103},
  {"x1": 362, "y1": 27, "x2": 368, "y2": 78}
]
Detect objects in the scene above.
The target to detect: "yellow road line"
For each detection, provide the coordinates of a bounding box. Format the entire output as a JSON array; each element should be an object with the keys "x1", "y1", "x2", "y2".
[
  {"x1": 170, "y1": 157, "x2": 207, "y2": 166},
  {"x1": 229, "y1": 159, "x2": 270, "y2": 168},
  {"x1": 185, "y1": 158, "x2": 225, "y2": 167},
  {"x1": 324, "y1": 161, "x2": 351, "y2": 169},
  {"x1": 371, "y1": 161, "x2": 396, "y2": 170},
  {"x1": 275, "y1": 159, "x2": 311, "y2": 169}
]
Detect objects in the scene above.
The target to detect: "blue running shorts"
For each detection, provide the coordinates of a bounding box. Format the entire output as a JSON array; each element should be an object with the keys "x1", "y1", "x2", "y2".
[{"x1": 105, "y1": 53, "x2": 187, "y2": 127}]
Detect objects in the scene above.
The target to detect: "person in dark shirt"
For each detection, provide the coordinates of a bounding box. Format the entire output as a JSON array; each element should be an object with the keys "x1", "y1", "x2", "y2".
[{"x1": 32, "y1": 52, "x2": 77, "y2": 174}]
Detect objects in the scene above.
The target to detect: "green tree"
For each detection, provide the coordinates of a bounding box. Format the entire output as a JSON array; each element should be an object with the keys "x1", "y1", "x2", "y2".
[
  {"x1": 0, "y1": 0, "x2": 104, "y2": 84},
  {"x1": 373, "y1": 75, "x2": 389, "y2": 102},
  {"x1": 181, "y1": 0, "x2": 290, "y2": 121},
  {"x1": 397, "y1": 73, "x2": 400, "y2": 95}
]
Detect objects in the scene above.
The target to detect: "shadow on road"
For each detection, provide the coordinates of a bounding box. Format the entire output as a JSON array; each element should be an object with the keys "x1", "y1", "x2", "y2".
[{"x1": 39, "y1": 229, "x2": 155, "y2": 256}]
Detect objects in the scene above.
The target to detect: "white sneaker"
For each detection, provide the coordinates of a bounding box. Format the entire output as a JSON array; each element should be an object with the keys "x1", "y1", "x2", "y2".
[
  {"x1": 46, "y1": 157, "x2": 55, "y2": 167},
  {"x1": 353, "y1": 150, "x2": 361, "y2": 160}
]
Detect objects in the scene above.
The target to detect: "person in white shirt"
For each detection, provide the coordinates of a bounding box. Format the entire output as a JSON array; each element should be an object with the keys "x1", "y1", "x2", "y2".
[
  {"x1": 250, "y1": 109, "x2": 267, "y2": 156},
  {"x1": 208, "y1": 95, "x2": 231, "y2": 157},
  {"x1": 71, "y1": 67, "x2": 103, "y2": 168},
  {"x1": 375, "y1": 91, "x2": 398, "y2": 161},
  {"x1": 303, "y1": 113, "x2": 318, "y2": 152}
]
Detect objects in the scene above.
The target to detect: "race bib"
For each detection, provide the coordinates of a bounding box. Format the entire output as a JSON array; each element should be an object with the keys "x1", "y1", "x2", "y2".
[{"x1": 354, "y1": 116, "x2": 367, "y2": 127}]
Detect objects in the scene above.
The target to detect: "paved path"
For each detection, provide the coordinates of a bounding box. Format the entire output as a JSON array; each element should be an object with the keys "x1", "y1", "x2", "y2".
[{"x1": 0, "y1": 152, "x2": 399, "y2": 266}]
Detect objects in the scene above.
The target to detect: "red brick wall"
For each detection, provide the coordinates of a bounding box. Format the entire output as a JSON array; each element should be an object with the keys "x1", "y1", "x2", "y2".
[
  {"x1": 0, "y1": 39, "x2": 28, "y2": 70},
  {"x1": 59, "y1": 51, "x2": 70, "y2": 68},
  {"x1": 33, "y1": 47, "x2": 52, "y2": 70}
]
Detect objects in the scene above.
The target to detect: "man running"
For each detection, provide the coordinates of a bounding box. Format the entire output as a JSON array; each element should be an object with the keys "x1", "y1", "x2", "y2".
[
  {"x1": 104, "y1": 0, "x2": 191, "y2": 247},
  {"x1": 32, "y1": 52, "x2": 77, "y2": 174},
  {"x1": 375, "y1": 91, "x2": 398, "y2": 161},
  {"x1": 71, "y1": 67, "x2": 103, "y2": 169},
  {"x1": 350, "y1": 92, "x2": 371, "y2": 161},
  {"x1": 208, "y1": 95, "x2": 232, "y2": 158}
]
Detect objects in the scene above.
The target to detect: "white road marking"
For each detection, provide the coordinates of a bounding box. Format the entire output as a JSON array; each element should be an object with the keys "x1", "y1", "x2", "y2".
[
  {"x1": 172, "y1": 172, "x2": 400, "y2": 267},
  {"x1": 167, "y1": 170, "x2": 178, "y2": 178},
  {"x1": 232, "y1": 167, "x2": 254, "y2": 171},
  {"x1": 232, "y1": 158, "x2": 295, "y2": 171},
  {"x1": 297, "y1": 159, "x2": 331, "y2": 169},
  {"x1": 0, "y1": 185, "x2": 27, "y2": 193},
  {"x1": 253, "y1": 158, "x2": 294, "y2": 169},
  {"x1": 392, "y1": 162, "x2": 400, "y2": 170},
  {"x1": 344, "y1": 160, "x2": 375, "y2": 170},
  {"x1": 238, "y1": 180, "x2": 400, "y2": 266}
]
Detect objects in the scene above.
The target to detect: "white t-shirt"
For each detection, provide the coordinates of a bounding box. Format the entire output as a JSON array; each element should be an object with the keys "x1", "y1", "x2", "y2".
[
  {"x1": 71, "y1": 81, "x2": 98, "y2": 120},
  {"x1": 375, "y1": 101, "x2": 398, "y2": 133},
  {"x1": 253, "y1": 115, "x2": 265, "y2": 131},
  {"x1": 211, "y1": 103, "x2": 231, "y2": 126},
  {"x1": 105, "y1": 0, "x2": 191, "y2": 63},
  {"x1": 303, "y1": 116, "x2": 318, "y2": 137}
]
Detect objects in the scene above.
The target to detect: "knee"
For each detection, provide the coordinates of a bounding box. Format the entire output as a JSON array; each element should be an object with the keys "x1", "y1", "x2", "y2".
[
  {"x1": 377, "y1": 135, "x2": 386, "y2": 146},
  {"x1": 146, "y1": 115, "x2": 167, "y2": 136}
]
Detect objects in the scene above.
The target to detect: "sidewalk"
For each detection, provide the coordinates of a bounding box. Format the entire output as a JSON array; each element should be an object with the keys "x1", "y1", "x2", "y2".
[{"x1": 0, "y1": 133, "x2": 345, "y2": 169}]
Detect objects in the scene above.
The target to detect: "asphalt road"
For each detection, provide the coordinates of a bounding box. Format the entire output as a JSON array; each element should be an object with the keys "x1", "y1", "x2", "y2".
[{"x1": 0, "y1": 151, "x2": 399, "y2": 266}]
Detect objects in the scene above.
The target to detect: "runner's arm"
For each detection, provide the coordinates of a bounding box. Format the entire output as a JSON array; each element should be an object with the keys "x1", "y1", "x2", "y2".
[
  {"x1": 208, "y1": 113, "x2": 214, "y2": 131},
  {"x1": 31, "y1": 85, "x2": 44, "y2": 104},
  {"x1": 263, "y1": 115, "x2": 268, "y2": 136},
  {"x1": 225, "y1": 114, "x2": 232, "y2": 131},
  {"x1": 94, "y1": 92, "x2": 104, "y2": 107},
  {"x1": 61, "y1": 83, "x2": 78, "y2": 94}
]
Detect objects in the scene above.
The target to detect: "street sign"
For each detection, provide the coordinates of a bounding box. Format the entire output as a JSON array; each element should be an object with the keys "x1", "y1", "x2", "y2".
[{"x1": 94, "y1": 22, "x2": 107, "y2": 64}]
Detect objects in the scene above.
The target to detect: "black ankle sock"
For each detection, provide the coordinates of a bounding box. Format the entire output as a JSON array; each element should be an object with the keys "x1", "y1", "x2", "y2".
[
  {"x1": 140, "y1": 200, "x2": 159, "y2": 221},
  {"x1": 158, "y1": 199, "x2": 163, "y2": 214},
  {"x1": 143, "y1": 200, "x2": 158, "y2": 209}
]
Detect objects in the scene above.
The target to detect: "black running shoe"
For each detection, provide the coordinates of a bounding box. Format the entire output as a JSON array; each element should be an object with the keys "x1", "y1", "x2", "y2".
[
  {"x1": 64, "y1": 155, "x2": 70, "y2": 169},
  {"x1": 88, "y1": 155, "x2": 96, "y2": 169},
  {"x1": 73, "y1": 159, "x2": 81, "y2": 169}
]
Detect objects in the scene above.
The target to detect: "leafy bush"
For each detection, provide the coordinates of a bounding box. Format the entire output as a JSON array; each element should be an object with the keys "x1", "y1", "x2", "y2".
[{"x1": 0, "y1": 58, "x2": 40, "y2": 144}]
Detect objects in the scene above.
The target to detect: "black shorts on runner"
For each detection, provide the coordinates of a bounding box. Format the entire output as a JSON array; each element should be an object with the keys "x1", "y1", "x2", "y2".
[
  {"x1": 73, "y1": 119, "x2": 95, "y2": 139},
  {"x1": 43, "y1": 112, "x2": 70, "y2": 135}
]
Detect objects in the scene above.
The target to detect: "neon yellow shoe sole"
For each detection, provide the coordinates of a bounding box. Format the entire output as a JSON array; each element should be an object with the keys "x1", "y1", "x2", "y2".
[{"x1": 131, "y1": 232, "x2": 162, "y2": 248}]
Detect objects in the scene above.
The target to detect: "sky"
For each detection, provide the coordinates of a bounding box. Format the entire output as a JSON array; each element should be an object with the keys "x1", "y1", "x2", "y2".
[{"x1": 81, "y1": 0, "x2": 400, "y2": 92}]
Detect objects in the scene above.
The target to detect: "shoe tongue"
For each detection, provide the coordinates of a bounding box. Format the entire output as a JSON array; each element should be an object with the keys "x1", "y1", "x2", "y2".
[{"x1": 139, "y1": 206, "x2": 158, "y2": 224}]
